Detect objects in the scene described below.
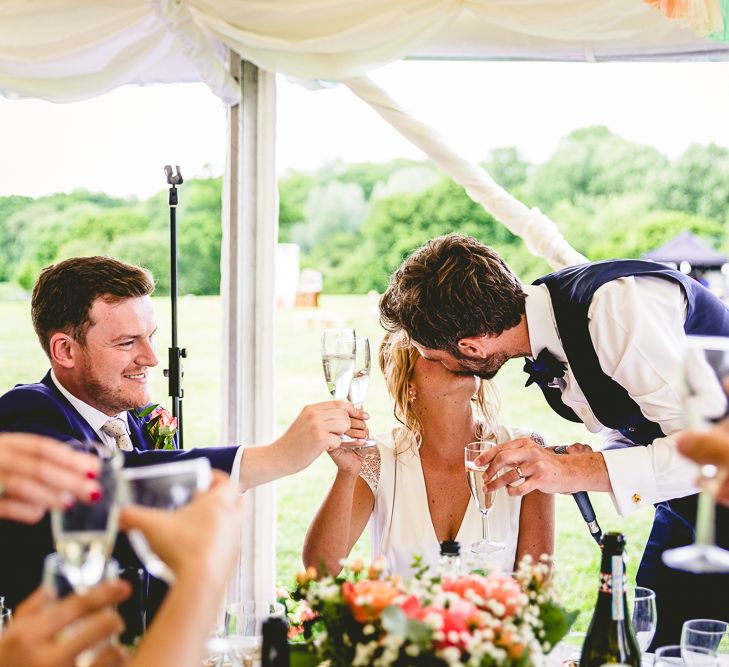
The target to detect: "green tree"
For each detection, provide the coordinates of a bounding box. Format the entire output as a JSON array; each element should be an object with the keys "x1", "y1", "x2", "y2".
[
  {"x1": 652, "y1": 143, "x2": 729, "y2": 222},
  {"x1": 527, "y1": 126, "x2": 668, "y2": 211}
]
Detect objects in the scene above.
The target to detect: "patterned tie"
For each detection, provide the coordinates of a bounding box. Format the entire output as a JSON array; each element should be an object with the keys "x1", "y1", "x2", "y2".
[{"x1": 101, "y1": 417, "x2": 134, "y2": 451}]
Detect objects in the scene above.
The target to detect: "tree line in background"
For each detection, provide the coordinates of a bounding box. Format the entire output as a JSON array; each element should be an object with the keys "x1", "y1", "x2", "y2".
[{"x1": 1, "y1": 125, "x2": 728, "y2": 297}]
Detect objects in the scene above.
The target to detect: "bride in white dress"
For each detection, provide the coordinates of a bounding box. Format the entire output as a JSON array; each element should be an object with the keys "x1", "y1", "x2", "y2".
[{"x1": 303, "y1": 332, "x2": 554, "y2": 578}]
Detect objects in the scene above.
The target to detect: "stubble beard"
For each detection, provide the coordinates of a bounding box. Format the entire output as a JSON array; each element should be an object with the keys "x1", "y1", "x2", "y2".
[
  {"x1": 78, "y1": 361, "x2": 146, "y2": 416},
  {"x1": 454, "y1": 352, "x2": 511, "y2": 380}
]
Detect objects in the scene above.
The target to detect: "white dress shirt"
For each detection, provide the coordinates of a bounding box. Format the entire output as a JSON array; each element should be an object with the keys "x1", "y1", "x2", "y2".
[
  {"x1": 49, "y1": 370, "x2": 245, "y2": 486},
  {"x1": 523, "y1": 277, "x2": 701, "y2": 517}
]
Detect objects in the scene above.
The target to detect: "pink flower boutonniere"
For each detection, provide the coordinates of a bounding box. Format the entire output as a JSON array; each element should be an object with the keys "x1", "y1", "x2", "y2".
[{"x1": 137, "y1": 404, "x2": 178, "y2": 450}]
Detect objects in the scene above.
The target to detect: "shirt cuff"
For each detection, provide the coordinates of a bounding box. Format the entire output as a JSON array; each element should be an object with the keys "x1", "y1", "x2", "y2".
[
  {"x1": 231, "y1": 445, "x2": 246, "y2": 493},
  {"x1": 601, "y1": 446, "x2": 659, "y2": 517}
]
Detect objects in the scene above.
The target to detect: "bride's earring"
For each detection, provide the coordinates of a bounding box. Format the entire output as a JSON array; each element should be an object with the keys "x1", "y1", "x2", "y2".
[{"x1": 408, "y1": 386, "x2": 416, "y2": 402}]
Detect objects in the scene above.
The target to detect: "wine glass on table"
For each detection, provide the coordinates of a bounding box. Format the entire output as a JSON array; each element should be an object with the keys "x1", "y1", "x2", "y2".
[
  {"x1": 119, "y1": 457, "x2": 212, "y2": 583},
  {"x1": 625, "y1": 585, "x2": 657, "y2": 653},
  {"x1": 50, "y1": 444, "x2": 122, "y2": 592},
  {"x1": 464, "y1": 440, "x2": 505, "y2": 554},
  {"x1": 663, "y1": 336, "x2": 729, "y2": 574}
]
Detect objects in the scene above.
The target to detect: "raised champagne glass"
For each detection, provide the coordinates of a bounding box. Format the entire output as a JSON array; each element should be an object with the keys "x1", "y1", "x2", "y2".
[
  {"x1": 662, "y1": 336, "x2": 729, "y2": 574},
  {"x1": 50, "y1": 443, "x2": 122, "y2": 592},
  {"x1": 464, "y1": 440, "x2": 505, "y2": 554},
  {"x1": 345, "y1": 336, "x2": 377, "y2": 449},
  {"x1": 321, "y1": 328, "x2": 356, "y2": 443}
]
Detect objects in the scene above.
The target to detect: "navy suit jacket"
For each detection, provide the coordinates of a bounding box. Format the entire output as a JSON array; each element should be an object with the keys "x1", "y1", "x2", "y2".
[{"x1": 0, "y1": 372, "x2": 240, "y2": 635}]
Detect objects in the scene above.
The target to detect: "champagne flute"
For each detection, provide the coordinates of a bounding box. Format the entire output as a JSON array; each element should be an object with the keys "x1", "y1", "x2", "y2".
[
  {"x1": 50, "y1": 444, "x2": 122, "y2": 592},
  {"x1": 464, "y1": 441, "x2": 505, "y2": 554},
  {"x1": 120, "y1": 457, "x2": 212, "y2": 583},
  {"x1": 345, "y1": 336, "x2": 377, "y2": 450},
  {"x1": 321, "y1": 328, "x2": 356, "y2": 443},
  {"x1": 663, "y1": 336, "x2": 729, "y2": 574}
]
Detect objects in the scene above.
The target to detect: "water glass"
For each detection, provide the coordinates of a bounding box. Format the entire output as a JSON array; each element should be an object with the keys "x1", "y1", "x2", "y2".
[
  {"x1": 224, "y1": 601, "x2": 286, "y2": 664},
  {"x1": 656, "y1": 644, "x2": 717, "y2": 667},
  {"x1": 682, "y1": 620, "x2": 729, "y2": 663}
]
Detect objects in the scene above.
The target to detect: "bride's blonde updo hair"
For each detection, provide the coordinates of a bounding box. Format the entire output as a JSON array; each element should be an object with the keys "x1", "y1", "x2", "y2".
[{"x1": 378, "y1": 330, "x2": 500, "y2": 455}]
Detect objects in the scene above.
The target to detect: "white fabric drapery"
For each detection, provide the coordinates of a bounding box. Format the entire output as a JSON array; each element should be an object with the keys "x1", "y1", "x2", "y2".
[
  {"x1": 344, "y1": 75, "x2": 588, "y2": 270},
  {"x1": 2, "y1": 1, "x2": 726, "y2": 103}
]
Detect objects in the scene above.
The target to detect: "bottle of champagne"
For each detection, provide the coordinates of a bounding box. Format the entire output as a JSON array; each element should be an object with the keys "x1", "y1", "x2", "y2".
[
  {"x1": 581, "y1": 532, "x2": 641, "y2": 667},
  {"x1": 438, "y1": 539, "x2": 462, "y2": 578}
]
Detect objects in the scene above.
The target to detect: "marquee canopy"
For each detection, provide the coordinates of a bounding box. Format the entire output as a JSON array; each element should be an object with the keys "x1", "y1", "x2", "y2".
[{"x1": 1, "y1": 1, "x2": 727, "y2": 104}]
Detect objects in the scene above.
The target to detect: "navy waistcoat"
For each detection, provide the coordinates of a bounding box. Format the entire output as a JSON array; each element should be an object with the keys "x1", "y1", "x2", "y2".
[{"x1": 533, "y1": 259, "x2": 729, "y2": 446}]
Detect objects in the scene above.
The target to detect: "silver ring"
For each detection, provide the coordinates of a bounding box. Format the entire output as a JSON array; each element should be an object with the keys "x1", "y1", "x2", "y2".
[{"x1": 515, "y1": 465, "x2": 525, "y2": 480}]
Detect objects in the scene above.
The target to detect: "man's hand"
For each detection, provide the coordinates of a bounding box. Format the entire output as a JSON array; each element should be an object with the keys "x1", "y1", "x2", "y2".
[
  {"x1": 0, "y1": 580, "x2": 130, "y2": 667},
  {"x1": 274, "y1": 400, "x2": 368, "y2": 465},
  {"x1": 677, "y1": 428, "x2": 729, "y2": 506},
  {"x1": 0, "y1": 433, "x2": 101, "y2": 524},
  {"x1": 475, "y1": 438, "x2": 610, "y2": 496}
]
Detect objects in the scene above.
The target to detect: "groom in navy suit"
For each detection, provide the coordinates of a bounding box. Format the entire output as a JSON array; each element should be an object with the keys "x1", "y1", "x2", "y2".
[{"x1": 0, "y1": 255, "x2": 366, "y2": 637}]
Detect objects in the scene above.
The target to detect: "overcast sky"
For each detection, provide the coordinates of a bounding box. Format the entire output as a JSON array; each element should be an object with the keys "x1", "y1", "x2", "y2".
[{"x1": 2, "y1": 59, "x2": 729, "y2": 199}]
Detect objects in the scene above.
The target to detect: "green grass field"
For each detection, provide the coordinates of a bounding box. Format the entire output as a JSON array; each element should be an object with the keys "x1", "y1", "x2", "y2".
[{"x1": 0, "y1": 294, "x2": 653, "y2": 629}]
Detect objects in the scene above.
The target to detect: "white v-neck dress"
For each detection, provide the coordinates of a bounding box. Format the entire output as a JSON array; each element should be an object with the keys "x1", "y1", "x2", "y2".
[{"x1": 362, "y1": 424, "x2": 531, "y2": 578}]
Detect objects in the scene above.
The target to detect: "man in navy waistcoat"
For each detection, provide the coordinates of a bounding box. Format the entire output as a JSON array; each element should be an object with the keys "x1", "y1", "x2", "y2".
[
  {"x1": 0, "y1": 255, "x2": 366, "y2": 640},
  {"x1": 380, "y1": 233, "x2": 729, "y2": 647}
]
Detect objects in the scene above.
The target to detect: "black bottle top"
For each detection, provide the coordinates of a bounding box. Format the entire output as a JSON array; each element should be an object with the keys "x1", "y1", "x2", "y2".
[{"x1": 440, "y1": 540, "x2": 461, "y2": 556}]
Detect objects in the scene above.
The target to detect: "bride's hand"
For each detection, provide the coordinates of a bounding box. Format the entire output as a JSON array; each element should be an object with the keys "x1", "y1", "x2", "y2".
[{"x1": 328, "y1": 446, "x2": 366, "y2": 477}]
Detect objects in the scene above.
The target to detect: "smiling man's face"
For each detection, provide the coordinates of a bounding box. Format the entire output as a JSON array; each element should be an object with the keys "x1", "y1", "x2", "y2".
[{"x1": 67, "y1": 295, "x2": 158, "y2": 415}]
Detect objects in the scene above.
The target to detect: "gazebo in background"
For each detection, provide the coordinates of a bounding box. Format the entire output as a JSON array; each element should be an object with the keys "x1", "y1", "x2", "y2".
[{"x1": 643, "y1": 231, "x2": 729, "y2": 294}]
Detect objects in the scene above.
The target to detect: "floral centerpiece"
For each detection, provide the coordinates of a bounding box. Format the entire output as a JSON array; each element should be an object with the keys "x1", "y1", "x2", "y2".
[{"x1": 289, "y1": 555, "x2": 576, "y2": 667}]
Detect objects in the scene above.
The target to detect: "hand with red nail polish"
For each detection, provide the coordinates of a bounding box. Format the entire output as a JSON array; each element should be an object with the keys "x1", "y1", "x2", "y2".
[{"x1": 0, "y1": 433, "x2": 101, "y2": 524}]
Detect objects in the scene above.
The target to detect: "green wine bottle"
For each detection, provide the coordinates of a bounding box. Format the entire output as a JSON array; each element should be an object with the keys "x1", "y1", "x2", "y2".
[{"x1": 580, "y1": 532, "x2": 641, "y2": 667}]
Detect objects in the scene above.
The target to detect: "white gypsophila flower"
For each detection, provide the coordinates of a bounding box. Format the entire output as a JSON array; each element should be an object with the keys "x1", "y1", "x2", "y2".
[
  {"x1": 404, "y1": 643, "x2": 421, "y2": 657},
  {"x1": 437, "y1": 646, "x2": 463, "y2": 666},
  {"x1": 424, "y1": 611, "x2": 445, "y2": 630},
  {"x1": 363, "y1": 624, "x2": 376, "y2": 636},
  {"x1": 352, "y1": 640, "x2": 379, "y2": 667}
]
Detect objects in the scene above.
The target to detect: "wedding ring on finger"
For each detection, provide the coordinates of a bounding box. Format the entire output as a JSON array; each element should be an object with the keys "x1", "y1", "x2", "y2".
[
  {"x1": 515, "y1": 465, "x2": 525, "y2": 480},
  {"x1": 508, "y1": 466, "x2": 526, "y2": 488}
]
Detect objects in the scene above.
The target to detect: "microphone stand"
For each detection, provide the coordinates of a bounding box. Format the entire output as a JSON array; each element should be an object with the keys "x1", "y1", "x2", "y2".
[{"x1": 163, "y1": 165, "x2": 186, "y2": 449}]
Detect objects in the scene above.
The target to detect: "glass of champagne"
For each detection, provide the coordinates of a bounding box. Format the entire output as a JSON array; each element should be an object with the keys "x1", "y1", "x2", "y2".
[
  {"x1": 346, "y1": 336, "x2": 376, "y2": 449},
  {"x1": 50, "y1": 444, "x2": 122, "y2": 592},
  {"x1": 321, "y1": 328, "x2": 356, "y2": 443},
  {"x1": 625, "y1": 585, "x2": 657, "y2": 653},
  {"x1": 119, "y1": 457, "x2": 212, "y2": 583},
  {"x1": 663, "y1": 336, "x2": 729, "y2": 574},
  {"x1": 464, "y1": 440, "x2": 505, "y2": 554}
]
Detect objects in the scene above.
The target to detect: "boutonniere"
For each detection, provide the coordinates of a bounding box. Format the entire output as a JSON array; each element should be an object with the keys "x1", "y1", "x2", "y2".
[{"x1": 136, "y1": 404, "x2": 178, "y2": 450}]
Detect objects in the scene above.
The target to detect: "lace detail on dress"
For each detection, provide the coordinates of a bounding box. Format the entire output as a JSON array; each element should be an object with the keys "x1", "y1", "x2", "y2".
[{"x1": 358, "y1": 448, "x2": 382, "y2": 494}]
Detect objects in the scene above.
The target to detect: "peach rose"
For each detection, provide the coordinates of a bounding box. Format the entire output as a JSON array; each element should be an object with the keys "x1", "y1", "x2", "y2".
[{"x1": 342, "y1": 579, "x2": 399, "y2": 623}]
